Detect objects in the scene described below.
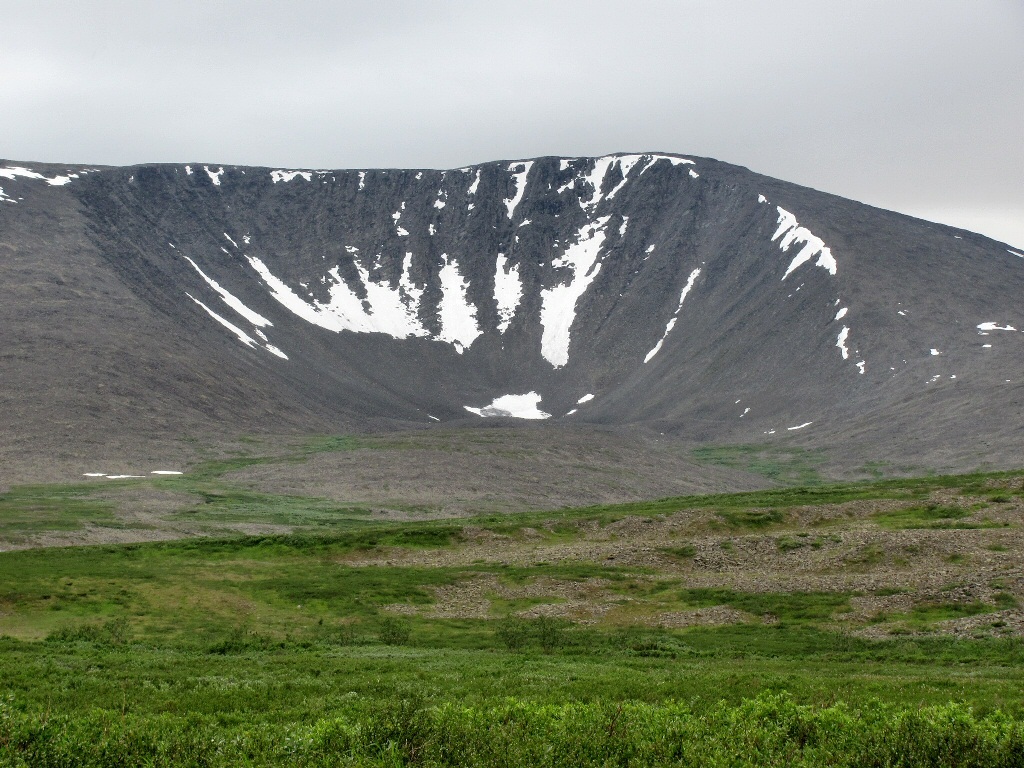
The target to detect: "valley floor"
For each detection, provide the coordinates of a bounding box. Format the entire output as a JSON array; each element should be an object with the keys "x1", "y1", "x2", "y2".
[{"x1": 2, "y1": 449, "x2": 1023, "y2": 765}]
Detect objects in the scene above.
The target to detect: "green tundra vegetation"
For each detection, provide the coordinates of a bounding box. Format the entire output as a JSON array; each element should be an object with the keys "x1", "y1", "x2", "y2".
[{"x1": 1, "y1": 460, "x2": 1023, "y2": 765}]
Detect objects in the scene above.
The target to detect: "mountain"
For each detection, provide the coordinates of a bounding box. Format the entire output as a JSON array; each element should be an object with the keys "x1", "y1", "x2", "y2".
[{"x1": 2, "y1": 153, "x2": 1022, "y2": 484}]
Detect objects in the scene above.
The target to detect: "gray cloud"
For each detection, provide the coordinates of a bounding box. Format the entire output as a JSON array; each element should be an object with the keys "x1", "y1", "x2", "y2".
[{"x1": 2, "y1": 0, "x2": 1021, "y2": 245}]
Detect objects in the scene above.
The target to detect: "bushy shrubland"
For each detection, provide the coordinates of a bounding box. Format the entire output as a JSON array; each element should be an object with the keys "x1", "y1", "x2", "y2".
[{"x1": 1, "y1": 693, "x2": 1022, "y2": 767}]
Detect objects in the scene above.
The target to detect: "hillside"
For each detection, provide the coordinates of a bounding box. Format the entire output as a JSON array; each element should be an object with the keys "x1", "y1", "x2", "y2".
[{"x1": 1, "y1": 154, "x2": 1022, "y2": 485}]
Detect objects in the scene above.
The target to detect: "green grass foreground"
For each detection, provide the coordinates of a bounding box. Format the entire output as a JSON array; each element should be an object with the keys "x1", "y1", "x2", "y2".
[
  {"x1": 2, "y1": 467, "x2": 1024, "y2": 765},
  {"x1": 3, "y1": 694, "x2": 1023, "y2": 767}
]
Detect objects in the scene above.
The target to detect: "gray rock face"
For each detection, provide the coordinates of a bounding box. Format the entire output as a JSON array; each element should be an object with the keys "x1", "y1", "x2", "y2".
[{"x1": 1, "y1": 154, "x2": 1022, "y2": 471}]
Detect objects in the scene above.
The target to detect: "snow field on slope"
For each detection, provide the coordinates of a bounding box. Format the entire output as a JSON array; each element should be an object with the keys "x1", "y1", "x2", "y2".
[
  {"x1": 464, "y1": 391, "x2": 551, "y2": 419},
  {"x1": 494, "y1": 254, "x2": 523, "y2": 334},
  {"x1": 539, "y1": 217, "x2": 612, "y2": 368}
]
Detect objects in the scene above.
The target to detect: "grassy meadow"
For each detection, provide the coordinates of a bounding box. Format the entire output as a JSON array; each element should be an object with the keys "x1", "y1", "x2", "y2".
[{"x1": 1, "y1": 449, "x2": 1023, "y2": 765}]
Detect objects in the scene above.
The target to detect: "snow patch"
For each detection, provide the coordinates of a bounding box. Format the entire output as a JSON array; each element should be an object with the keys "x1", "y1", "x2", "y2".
[
  {"x1": 1008, "y1": 250, "x2": 1024, "y2": 258},
  {"x1": 270, "y1": 170, "x2": 312, "y2": 183},
  {"x1": 773, "y1": 207, "x2": 836, "y2": 278},
  {"x1": 577, "y1": 393, "x2": 595, "y2": 404},
  {"x1": 504, "y1": 161, "x2": 533, "y2": 219},
  {"x1": 856, "y1": 361, "x2": 866, "y2": 375},
  {"x1": 464, "y1": 392, "x2": 551, "y2": 420},
  {"x1": 151, "y1": 471, "x2": 183, "y2": 475},
  {"x1": 836, "y1": 327, "x2": 850, "y2": 360},
  {"x1": 0, "y1": 165, "x2": 79, "y2": 186},
  {"x1": 437, "y1": 255, "x2": 482, "y2": 352},
  {"x1": 787, "y1": 422, "x2": 813, "y2": 431},
  {"x1": 604, "y1": 154, "x2": 649, "y2": 200},
  {"x1": 834, "y1": 307, "x2": 848, "y2": 321},
  {"x1": 247, "y1": 254, "x2": 428, "y2": 341},
  {"x1": 467, "y1": 170, "x2": 480, "y2": 195},
  {"x1": 643, "y1": 268, "x2": 701, "y2": 363},
  {"x1": 645, "y1": 244, "x2": 656, "y2": 254},
  {"x1": 539, "y1": 216, "x2": 611, "y2": 367},
  {"x1": 977, "y1": 322, "x2": 1017, "y2": 332},
  {"x1": 182, "y1": 255, "x2": 272, "y2": 328},
  {"x1": 930, "y1": 348, "x2": 940, "y2": 356},
  {"x1": 494, "y1": 254, "x2": 522, "y2": 334},
  {"x1": 204, "y1": 166, "x2": 225, "y2": 186},
  {"x1": 187, "y1": 292, "x2": 286, "y2": 358}
]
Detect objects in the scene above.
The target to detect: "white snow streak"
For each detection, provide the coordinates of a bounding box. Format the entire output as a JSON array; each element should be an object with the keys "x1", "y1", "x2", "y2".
[
  {"x1": 834, "y1": 307, "x2": 848, "y2": 320},
  {"x1": 579, "y1": 156, "x2": 617, "y2": 208},
  {"x1": 836, "y1": 327, "x2": 850, "y2": 360},
  {"x1": 773, "y1": 207, "x2": 836, "y2": 278},
  {"x1": 577, "y1": 393, "x2": 595, "y2": 404},
  {"x1": 504, "y1": 162, "x2": 533, "y2": 219},
  {"x1": 787, "y1": 422, "x2": 813, "y2": 431},
  {"x1": 464, "y1": 392, "x2": 551, "y2": 420},
  {"x1": 247, "y1": 255, "x2": 428, "y2": 340},
  {"x1": 977, "y1": 322, "x2": 1017, "y2": 332},
  {"x1": 437, "y1": 255, "x2": 482, "y2": 352},
  {"x1": 271, "y1": 170, "x2": 312, "y2": 183},
  {"x1": 151, "y1": 471, "x2": 183, "y2": 475},
  {"x1": 182, "y1": 256, "x2": 272, "y2": 328},
  {"x1": 187, "y1": 292, "x2": 287, "y2": 358},
  {"x1": 539, "y1": 216, "x2": 611, "y2": 368},
  {"x1": 467, "y1": 170, "x2": 480, "y2": 195},
  {"x1": 204, "y1": 166, "x2": 225, "y2": 186},
  {"x1": 643, "y1": 268, "x2": 701, "y2": 363},
  {"x1": 493, "y1": 254, "x2": 522, "y2": 334},
  {"x1": 604, "y1": 155, "x2": 647, "y2": 200},
  {"x1": 1008, "y1": 250, "x2": 1024, "y2": 258},
  {"x1": 0, "y1": 165, "x2": 78, "y2": 186}
]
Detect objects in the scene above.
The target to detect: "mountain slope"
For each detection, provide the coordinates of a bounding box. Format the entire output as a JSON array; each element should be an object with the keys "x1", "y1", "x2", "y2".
[{"x1": 1, "y1": 154, "x2": 1022, "y2": 480}]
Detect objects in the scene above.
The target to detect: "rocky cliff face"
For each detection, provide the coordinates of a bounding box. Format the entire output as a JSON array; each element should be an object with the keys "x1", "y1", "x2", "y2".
[{"x1": 2, "y1": 153, "x2": 1022, "y2": 472}]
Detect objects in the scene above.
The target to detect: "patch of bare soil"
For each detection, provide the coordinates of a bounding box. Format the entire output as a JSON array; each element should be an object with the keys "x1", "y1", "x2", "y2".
[
  {"x1": 222, "y1": 427, "x2": 770, "y2": 516},
  {"x1": 353, "y1": 495, "x2": 1024, "y2": 636}
]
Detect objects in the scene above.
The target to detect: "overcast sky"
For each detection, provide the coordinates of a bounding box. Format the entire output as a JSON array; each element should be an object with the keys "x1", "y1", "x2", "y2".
[{"x1": 2, "y1": 1, "x2": 1021, "y2": 245}]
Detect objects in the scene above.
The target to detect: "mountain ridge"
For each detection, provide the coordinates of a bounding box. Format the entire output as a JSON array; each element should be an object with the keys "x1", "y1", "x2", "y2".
[{"x1": 1, "y1": 152, "x2": 1022, "y2": 484}]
